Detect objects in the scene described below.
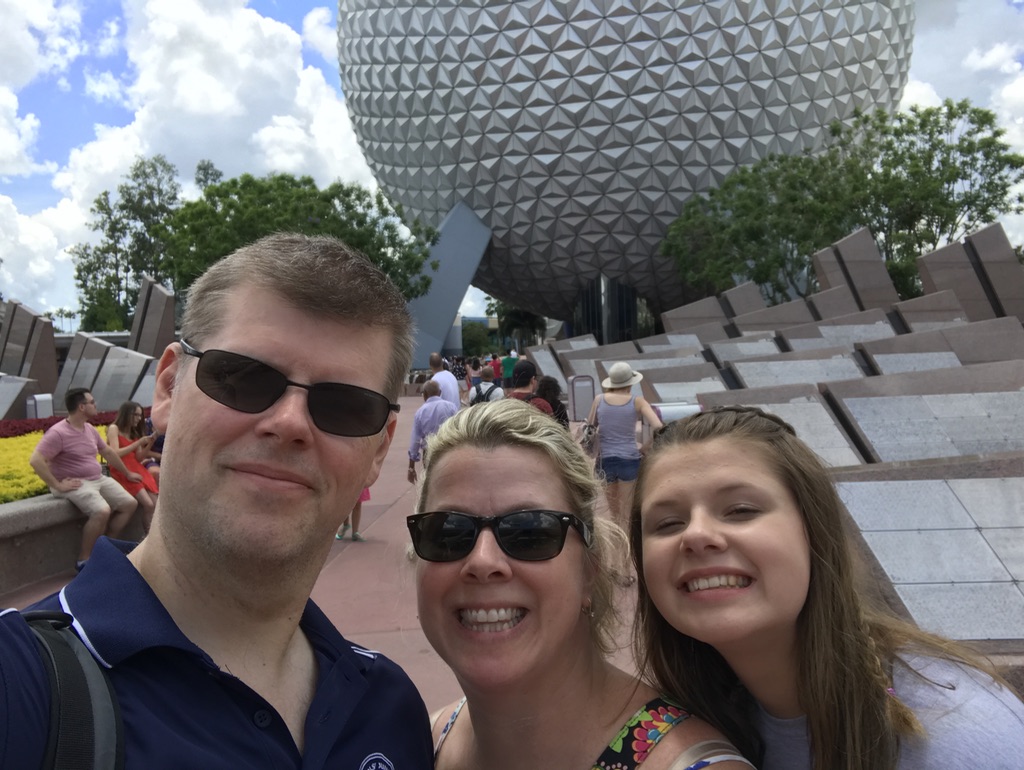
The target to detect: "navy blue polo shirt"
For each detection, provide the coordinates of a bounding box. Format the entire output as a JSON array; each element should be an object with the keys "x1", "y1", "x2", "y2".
[{"x1": 0, "y1": 538, "x2": 432, "y2": 769}]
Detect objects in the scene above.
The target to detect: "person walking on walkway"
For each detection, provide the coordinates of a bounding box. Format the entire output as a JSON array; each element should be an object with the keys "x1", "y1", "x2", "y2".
[
  {"x1": 408, "y1": 380, "x2": 459, "y2": 484},
  {"x1": 428, "y1": 352, "x2": 460, "y2": 409},
  {"x1": 469, "y1": 365, "x2": 504, "y2": 404},
  {"x1": 4, "y1": 233, "x2": 432, "y2": 768},
  {"x1": 506, "y1": 359, "x2": 553, "y2": 415},
  {"x1": 29, "y1": 387, "x2": 141, "y2": 569},
  {"x1": 587, "y1": 362, "x2": 663, "y2": 526},
  {"x1": 501, "y1": 349, "x2": 516, "y2": 388}
]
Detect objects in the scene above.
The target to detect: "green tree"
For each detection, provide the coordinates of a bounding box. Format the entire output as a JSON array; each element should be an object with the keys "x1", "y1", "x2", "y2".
[
  {"x1": 846, "y1": 100, "x2": 1024, "y2": 294},
  {"x1": 195, "y1": 159, "x2": 223, "y2": 190},
  {"x1": 71, "y1": 190, "x2": 133, "y2": 330},
  {"x1": 71, "y1": 155, "x2": 181, "y2": 330},
  {"x1": 161, "y1": 173, "x2": 438, "y2": 299},
  {"x1": 663, "y1": 99, "x2": 1024, "y2": 302},
  {"x1": 461, "y1": 320, "x2": 491, "y2": 357},
  {"x1": 486, "y1": 296, "x2": 546, "y2": 351},
  {"x1": 41, "y1": 307, "x2": 76, "y2": 333}
]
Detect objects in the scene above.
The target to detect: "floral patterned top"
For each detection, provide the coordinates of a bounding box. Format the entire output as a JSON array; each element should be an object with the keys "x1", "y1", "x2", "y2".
[
  {"x1": 592, "y1": 697, "x2": 690, "y2": 769},
  {"x1": 434, "y1": 696, "x2": 750, "y2": 769}
]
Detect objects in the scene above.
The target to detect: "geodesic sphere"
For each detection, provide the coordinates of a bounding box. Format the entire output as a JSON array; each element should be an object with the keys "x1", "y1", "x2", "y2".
[{"x1": 337, "y1": 0, "x2": 915, "y2": 319}]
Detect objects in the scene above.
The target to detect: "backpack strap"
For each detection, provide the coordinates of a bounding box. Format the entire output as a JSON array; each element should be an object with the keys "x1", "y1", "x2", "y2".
[{"x1": 24, "y1": 610, "x2": 124, "y2": 770}]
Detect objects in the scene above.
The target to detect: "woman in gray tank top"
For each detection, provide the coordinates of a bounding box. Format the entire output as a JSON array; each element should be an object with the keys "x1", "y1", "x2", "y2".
[{"x1": 586, "y1": 362, "x2": 663, "y2": 528}]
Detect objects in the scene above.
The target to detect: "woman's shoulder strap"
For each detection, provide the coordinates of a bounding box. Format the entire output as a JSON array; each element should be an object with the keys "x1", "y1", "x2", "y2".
[
  {"x1": 591, "y1": 697, "x2": 691, "y2": 770},
  {"x1": 433, "y1": 696, "x2": 467, "y2": 761}
]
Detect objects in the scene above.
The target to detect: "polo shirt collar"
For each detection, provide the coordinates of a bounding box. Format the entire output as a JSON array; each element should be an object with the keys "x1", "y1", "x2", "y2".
[{"x1": 59, "y1": 538, "x2": 361, "y2": 675}]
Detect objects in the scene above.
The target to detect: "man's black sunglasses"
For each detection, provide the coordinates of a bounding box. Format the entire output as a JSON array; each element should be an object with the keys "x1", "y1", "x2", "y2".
[
  {"x1": 406, "y1": 510, "x2": 593, "y2": 563},
  {"x1": 179, "y1": 340, "x2": 399, "y2": 437}
]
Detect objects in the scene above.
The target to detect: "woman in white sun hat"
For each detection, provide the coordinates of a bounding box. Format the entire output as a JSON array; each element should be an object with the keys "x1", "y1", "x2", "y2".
[{"x1": 586, "y1": 361, "x2": 663, "y2": 527}]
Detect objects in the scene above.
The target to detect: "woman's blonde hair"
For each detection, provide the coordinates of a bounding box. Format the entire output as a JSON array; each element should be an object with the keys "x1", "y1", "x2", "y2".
[
  {"x1": 417, "y1": 398, "x2": 626, "y2": 654},
  {"x1": 629, "y1": 405, "x2": 1010, "y2": 769}
]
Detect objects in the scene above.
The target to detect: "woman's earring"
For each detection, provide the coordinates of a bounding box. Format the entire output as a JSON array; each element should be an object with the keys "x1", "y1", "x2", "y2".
[{"x1": 581, "y1": 601, "x2": 595, "y2": 619}]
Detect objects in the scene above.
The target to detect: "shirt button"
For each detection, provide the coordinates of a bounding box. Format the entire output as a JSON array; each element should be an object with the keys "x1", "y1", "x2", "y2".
[{"x1": 253, "y1": 710, "x2": 273, "y2": 729}]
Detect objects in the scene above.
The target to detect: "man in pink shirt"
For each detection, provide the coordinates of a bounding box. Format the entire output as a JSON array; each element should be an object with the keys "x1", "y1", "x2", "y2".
[{"x1": 30, "y1": 387, "x2": 142, "y2": 568}]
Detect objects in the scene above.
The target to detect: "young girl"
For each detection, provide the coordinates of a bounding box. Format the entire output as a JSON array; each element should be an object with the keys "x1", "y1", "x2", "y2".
[
  {"x1": 630, "y1": 405, "x2": 1024, "y2": 769},
  {"x1": 106, "y1": 401, "x2": 159, "y2": 531}
]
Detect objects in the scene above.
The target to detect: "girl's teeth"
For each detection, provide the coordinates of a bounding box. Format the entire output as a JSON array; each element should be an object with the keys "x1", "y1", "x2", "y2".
[{"x1": 686, "y1": 575, "x2": 751, "y2": 592}]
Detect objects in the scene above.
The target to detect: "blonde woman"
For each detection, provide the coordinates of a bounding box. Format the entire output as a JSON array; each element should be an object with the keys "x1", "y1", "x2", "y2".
[{"x1": 409, "y1": 400, "x2": 752, "y2": 770}]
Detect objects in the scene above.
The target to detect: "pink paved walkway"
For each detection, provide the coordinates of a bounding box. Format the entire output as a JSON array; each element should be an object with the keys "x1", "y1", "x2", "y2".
[{"x1": 3, "y1": 395, "x2": 638, "y2": 712}]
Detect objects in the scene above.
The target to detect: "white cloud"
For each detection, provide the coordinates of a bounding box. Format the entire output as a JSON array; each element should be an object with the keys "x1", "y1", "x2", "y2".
[
  {"x1": 0, "y1": 194, "x2": 63, "y2": 310},
  {"x1": 0, "y1": 1, "x2": 82, "y2": 178},
  {"x1": 2, "y1": 0, "x2": 376, "y2": 314},
  {"x1": 95, "y1": 18, "x2": 122, "y2": 58},
  {"x1": 302, "y1": 7, "x2": 337, "y2": 65},
  {"x1": 0, "y1": 0, "x2": 84, "y2": 90},
  {"x1": 459, "y1": 287, "x2": 490, "y2": 318},
  {"x1": 84, "y1": 70, "x2": 127, "y2": 105},
  {"x1": 899, "y1": 79, "x2": 942, "y2": 109},
  {"x1": 963, "y1": 43, "x2": 1024, "y2": 75},
  {"x1": 0, "y1": 87, "x2": 57, "y2": 177}
]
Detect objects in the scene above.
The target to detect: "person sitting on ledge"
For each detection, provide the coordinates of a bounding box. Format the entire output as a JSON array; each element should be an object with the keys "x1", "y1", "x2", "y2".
[
  {"x1": 29, "y1": 387, "x2": 141, "y2": 570},
  {"x1": 106, "y1": 400, "x2": 159, "y2": 532}
]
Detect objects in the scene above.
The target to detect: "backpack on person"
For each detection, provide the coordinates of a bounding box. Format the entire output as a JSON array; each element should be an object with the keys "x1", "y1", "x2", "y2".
[
  {"x1": 23, "y1": 610, "x2": 124, "y2": 770},
  {"x1": 470, "y1": 383, "x2": 498, "y2": 405}
]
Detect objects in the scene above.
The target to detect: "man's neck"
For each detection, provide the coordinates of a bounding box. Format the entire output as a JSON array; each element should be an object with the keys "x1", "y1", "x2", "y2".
[
  {"x1": 66, "y1": 412, "x2": 88, "y2": 429},
  {"x1": 129, "y1": 534, "x2": 319, "y2": 752}
]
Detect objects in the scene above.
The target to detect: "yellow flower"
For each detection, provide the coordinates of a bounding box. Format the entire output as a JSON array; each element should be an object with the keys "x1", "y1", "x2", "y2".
[{"x1": 0, "y1": 432, "x2": 49, "y2": 503}]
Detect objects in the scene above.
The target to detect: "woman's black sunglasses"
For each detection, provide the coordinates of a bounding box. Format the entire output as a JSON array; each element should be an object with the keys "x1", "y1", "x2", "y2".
[
  {"x1": 179, "y1": 340, "x2": 400, "y2": 437},
  {"x1": 406, "y1": 510, "x2": 593, "y2": 563}
]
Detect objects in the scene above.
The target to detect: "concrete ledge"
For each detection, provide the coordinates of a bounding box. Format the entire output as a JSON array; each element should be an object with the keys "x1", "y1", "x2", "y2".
[{"x1": 0, "y1": 494, "x2": 145, "y2": 596}]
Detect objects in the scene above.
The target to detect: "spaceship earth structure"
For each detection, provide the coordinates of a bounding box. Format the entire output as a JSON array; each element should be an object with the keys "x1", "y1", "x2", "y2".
[{"x1": 337, "y1": 0, "x2": 916, "y2": 320}]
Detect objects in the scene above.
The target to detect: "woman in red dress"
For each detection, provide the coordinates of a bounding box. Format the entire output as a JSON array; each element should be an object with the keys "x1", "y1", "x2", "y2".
[{"x1": 106, "y1": 401, "x2": 159, "y2": 531}]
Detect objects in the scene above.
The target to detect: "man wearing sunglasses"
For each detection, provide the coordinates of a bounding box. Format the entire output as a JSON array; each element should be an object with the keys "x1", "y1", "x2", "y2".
[{"x1": 3, "y1": 234, "x2": 433, "y2": 768}]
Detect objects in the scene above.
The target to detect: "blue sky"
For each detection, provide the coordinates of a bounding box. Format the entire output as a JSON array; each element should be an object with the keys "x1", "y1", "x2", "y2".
[{"x1": 3, "y1": 0, "x2": 1024, "y2": 326}]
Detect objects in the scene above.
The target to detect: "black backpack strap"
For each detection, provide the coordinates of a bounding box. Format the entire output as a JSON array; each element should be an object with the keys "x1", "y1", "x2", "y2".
[{"x1": 24, "y1": 610, "x2": 124, "y2": 770}]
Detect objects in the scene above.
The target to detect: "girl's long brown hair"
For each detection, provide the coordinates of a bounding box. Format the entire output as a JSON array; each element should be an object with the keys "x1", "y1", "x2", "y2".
[
  {"x1": 114, "y1": 401, "x2": 145, "y2": 440},
  {"x1": 630, "y1": 405, "x2": 1011, "y2": 769}
]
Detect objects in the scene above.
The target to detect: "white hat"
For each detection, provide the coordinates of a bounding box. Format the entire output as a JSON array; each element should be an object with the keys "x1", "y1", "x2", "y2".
[{"x1": 602, "y1": 362, "x2": 643, "y2": 389}]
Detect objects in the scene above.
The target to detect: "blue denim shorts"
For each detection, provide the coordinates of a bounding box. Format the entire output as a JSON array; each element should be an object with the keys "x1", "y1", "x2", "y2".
[{"x1": 598, "y1": 455, "x2": 640, "y2": 483}]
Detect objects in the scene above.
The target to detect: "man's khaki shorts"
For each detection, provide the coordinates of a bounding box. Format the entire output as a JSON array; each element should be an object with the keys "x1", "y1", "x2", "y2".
[{"x1": 51, "y1": 476, "x2": 137, "y2": 516}]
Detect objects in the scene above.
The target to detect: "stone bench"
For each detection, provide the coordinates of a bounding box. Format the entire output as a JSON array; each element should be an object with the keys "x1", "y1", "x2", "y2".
[{"x1": 0, "y1": 494, "x2": 145, "y2": 597}]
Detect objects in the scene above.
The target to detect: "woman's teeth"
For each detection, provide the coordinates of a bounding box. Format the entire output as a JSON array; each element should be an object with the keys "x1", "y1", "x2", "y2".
[{"x1": 459, "y1": 607, "x2": 525, "y2": 631}]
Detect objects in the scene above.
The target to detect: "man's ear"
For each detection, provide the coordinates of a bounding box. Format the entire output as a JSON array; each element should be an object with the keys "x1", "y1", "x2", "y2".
[{"x1": 151, "y1": 342, "x2": 182, "y2": 433}]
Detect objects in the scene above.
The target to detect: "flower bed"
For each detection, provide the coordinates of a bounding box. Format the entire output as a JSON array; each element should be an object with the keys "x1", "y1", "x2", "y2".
[
  {"x1": 0, "y1": 410, "x2": 119, "y2": 503},
  {"x1": 0, "y1": 432, "x2": 49, "y2": 503}
]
